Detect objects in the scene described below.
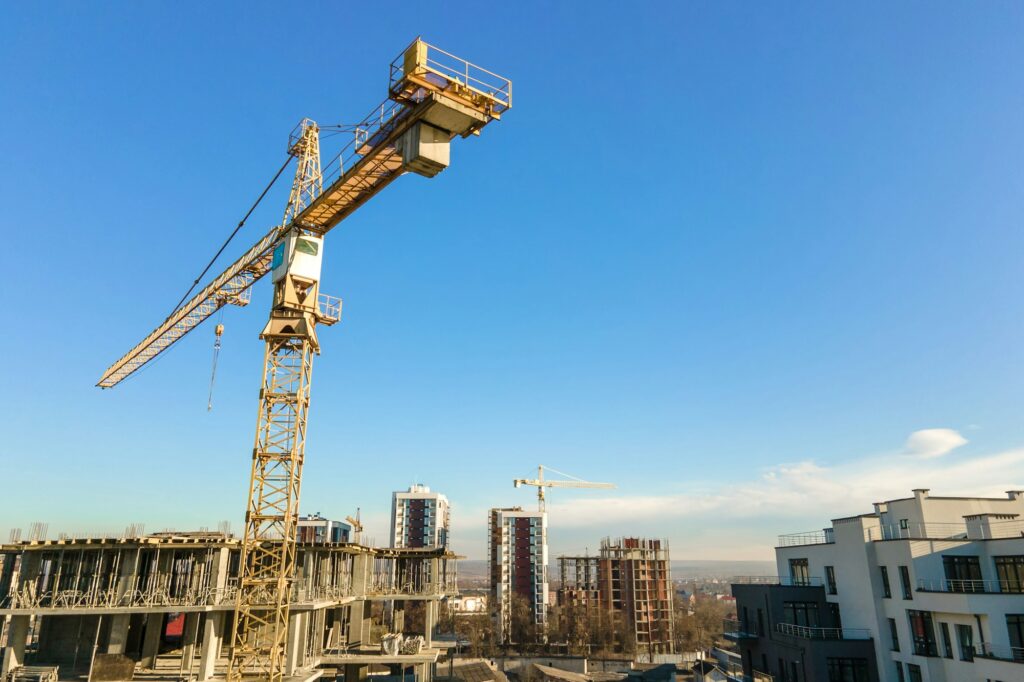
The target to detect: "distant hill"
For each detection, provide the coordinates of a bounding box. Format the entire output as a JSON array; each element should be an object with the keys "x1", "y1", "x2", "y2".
[{"x1": 456, "y1": 559, "x2": 775, "y2": 579}]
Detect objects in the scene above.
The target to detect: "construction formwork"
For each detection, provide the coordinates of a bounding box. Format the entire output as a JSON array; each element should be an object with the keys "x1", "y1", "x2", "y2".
[{"x1": 0, "y1": 534, "x2": 457, "y2": 682}]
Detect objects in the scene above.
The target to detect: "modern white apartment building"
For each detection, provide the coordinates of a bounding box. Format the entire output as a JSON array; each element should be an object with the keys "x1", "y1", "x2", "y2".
[
  {"x1": 389, "y1": 484, "x2": 450, "y2": 549},
  {"x1": 729, "y1": 489, "x2": 1024, "y2": 682},
  {"x1": 488, "y1": 507, "x2": 548, "y2": 643}
]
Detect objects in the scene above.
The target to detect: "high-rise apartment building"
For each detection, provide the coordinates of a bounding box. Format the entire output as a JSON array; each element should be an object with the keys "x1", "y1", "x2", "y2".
[
  {"x1": 727, "y1": 489, "x2": 1024, "y2": 682},
  {"x1": 390, "y1": 484, "x2": 450, "y2": 549},
  {"x1": 488, "y1": 507, "x2": 548, "y2": 643},
  {"x1": 559, "y1": 537, "x2": 675, "y2": 654}
]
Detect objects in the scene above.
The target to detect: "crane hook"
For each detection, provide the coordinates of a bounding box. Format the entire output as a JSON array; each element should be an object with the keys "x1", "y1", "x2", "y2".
[{"x1": 207, "y1": 321, "x2": 224, "y2": 411}]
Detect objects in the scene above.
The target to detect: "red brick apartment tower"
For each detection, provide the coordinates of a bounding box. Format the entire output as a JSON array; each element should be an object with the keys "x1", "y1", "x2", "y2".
[{"x1": 598, "y1": 537, "x2": 674, "y2": 655}]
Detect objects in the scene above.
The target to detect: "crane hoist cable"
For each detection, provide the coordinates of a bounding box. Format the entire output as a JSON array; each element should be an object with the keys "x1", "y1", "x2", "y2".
[
  {"x1": 166, "y1": 154, "x2": 294, "y2": 319},
  {"x1": 207, "y1": 309, "x2": 226, "y2": 411}
]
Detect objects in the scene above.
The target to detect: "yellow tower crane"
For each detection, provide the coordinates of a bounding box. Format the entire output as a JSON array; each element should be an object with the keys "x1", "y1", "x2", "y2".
[
  {"x1": 96, "y1": 39, "x2": 511, "y2": 682},
  {"x1": 514, "y1": 465, "x2": 616, "y2": 512}
]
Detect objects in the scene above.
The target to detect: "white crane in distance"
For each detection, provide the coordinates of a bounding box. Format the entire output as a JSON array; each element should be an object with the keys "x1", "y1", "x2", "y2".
[{"x1": 514, "y1": 465, "x2": 615, "y2": 512}]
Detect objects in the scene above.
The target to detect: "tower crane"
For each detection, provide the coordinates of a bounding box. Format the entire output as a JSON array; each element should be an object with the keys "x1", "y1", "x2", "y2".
[
  {"x1": 514, "y1": 465, "x2": 616, "y2": 512},
  {"x1": 345, "y1": 509, "x2": 364, "y2": 544},
  {"x1": 96, "y1": 39, "x2": 511, "y2": 682}
]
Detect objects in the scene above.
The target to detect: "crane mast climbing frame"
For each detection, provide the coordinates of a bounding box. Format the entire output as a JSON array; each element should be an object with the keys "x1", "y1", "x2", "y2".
[{"x1": 96, "y1": 39, "x2": 511, "y2": 682}]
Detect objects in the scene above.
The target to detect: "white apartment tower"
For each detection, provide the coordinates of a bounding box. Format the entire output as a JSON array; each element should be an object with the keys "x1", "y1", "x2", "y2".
[
  {"x1": 390, "y1": 484, "x2": 450, "y2": 549},
  {"x1": 488, "y1": 507, "x2": 549, "y2": 644},
  {"x1": 729, "y1": 488, "x2": 1024, "y2": 682}
]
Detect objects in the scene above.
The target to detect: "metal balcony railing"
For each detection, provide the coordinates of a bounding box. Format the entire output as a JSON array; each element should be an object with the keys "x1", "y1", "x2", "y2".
[
  {"x1": 917, "y1": 578, "x2": 1024, "y2": 594},
  {"x1": 777, "y1": 530, "x2": 834, "y2": 547},
  {"x1": 978, "y1": 642, "x2": 1024, "y2": 663},
  {"x1": 775, "y1": 622, "x2": 872, "y2": 640},
  {"x1": 867, "y1": 522, "x2": 968, "y2": 541},
  {"x1": 731, "y1": 576, "x2": 824, "y2": 587},
  {"x1": 722, "y1": 618, "x2": 761, "y2": 639}
]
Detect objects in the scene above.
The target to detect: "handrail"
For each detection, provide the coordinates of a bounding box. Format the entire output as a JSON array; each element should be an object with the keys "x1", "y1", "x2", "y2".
[
  {"x1": 917, "y1": 578, "x2": 1024, "y2": 594},
  {"x1": 731, "y1": 576, "x2": 824, "y2": 587},
  {"x1": 775, "y1": 622, "x2": 872, "y2": 640}
]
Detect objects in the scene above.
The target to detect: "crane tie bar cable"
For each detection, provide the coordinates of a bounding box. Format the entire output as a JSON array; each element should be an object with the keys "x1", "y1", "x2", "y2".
[{"x1": 165, "y1": 154, "x2": 294, "y2": 320}]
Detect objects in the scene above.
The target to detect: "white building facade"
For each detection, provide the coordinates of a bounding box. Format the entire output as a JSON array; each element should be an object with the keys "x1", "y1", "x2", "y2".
[
  {"x1": 389, "y1": 484, "x2": 450, "y2": 549},
  {"x1": 774, "y1": 489, "x2": 1024, "y2": 682},
  {"x1": 488, "y1": 507, "x2": 549, "y2": 643}
]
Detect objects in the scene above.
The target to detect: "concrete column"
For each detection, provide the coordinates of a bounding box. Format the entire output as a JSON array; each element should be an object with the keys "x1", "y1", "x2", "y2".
[
  {"x1": 284, "y1": 611, "x2": 304, "y2": 675},
  {"x1": 179, "y1": 613, "x2": 201, "y2": 677},
  {"x1": 197, "y1": 612, "x2": 224, "y2": 681},
  {"x1": 115, "y1": 549, "x2": 140, "y2": 604},
  {"x1": 344, "y1": 663, "x2": 367, "y2": 682},
  {"x1": 328, "y1": 608, "x2": 345, "y2": 649},
  {"x1": 393, "y1": 601, "x2": 405, "y2": 634},
  {"x1": 423, "y1": 600, "x2": 437, "y2": 646},
  {"x1": 140, "y1": 613, "x2": 164, "y2": 669},
  {"x1": 1, "y1": 615, "x2": 30, "y2": 676},
  {"x1": 105, "y1": 614, "x2": 131, "y2": 654}
]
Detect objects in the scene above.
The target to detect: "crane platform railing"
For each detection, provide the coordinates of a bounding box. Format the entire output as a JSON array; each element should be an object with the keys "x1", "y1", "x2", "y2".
[{"x1": 389, "y1": 39, "x2": 512, "y2": 115}]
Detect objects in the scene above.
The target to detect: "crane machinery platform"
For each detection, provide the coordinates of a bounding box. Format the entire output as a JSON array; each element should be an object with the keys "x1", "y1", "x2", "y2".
[{"x1": 96, "y1": 38, "x2": 511, "y2": 682}]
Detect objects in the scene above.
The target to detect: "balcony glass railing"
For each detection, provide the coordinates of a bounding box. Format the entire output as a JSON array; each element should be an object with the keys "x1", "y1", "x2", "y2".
[{"x1": 775, "y1": 622, "x2": 872, "y2": 640}]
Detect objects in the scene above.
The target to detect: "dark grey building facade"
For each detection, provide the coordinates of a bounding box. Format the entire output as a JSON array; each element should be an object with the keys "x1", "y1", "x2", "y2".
[{"x1": 725, "y1": 580, "x2": 880, "y2": 682}]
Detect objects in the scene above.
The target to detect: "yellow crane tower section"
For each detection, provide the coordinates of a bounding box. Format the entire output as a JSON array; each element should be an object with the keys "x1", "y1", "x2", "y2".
[
  {"x1": 514, "y1": 465, "x2": 616, "y2": 512},
  {"x1": 97, "y1": 39, "x2": 511, "y2": 682}
]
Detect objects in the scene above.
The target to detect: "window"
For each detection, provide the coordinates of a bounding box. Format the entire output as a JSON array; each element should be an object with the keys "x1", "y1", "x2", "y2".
[
  {"x1": 994, "y1": 555, "x2": 1024, "y2": 593},
  {"x1": 757, "y1": 608, "x2": 765, "y2": 636},
  {"x1": 880, "y1": 566, "x2": 892, "y2": 598},
  {"x1": 908, "y1": 610, "x2": 937, "y2": 656},
  {"x1": 940, "y1": 621, "x2": 953, "y2": 658},
  {"x1": 899, "y1": 565, "x2": 913, "y2": 599},
  {"x1": 889, "y1": 617, "x2": 900, "y2": 651},
  {"x1": 956, "y1": 623, "x2": 974, "y2": 661},
  {"x1": 894, "y1": 662, "x2": 905, "y2": 682},
  {"x1": 778, "y1": 658, "x2": 786, "y2": 681},
  {"x1": 825, "y1": 565, "x2": 837, "y2": 594},
  {"x1": 790, "y1": 558, "x2": 810, "y2": 585},
  {"x1": 784, "y1": 601, "x2": 819, "y2": 628},
  {"x1": 943, "y1": 555, "x2": 983, "y2": 592},
  {"x1": 1008, "y1": 614, "x2": 1024, "y2": 663},
  {"x1": 826, "y1": 658, "x2": 868, "y2": 682},
  {"x1": 789, "y1": 661, "x2": 799, "y2": 682},
  {"x1": 829, "y1": 602, "x2": 843, "y2": 630},
  {"x1": 906, "y1": 663, "x2": 922, "y2": 682}
]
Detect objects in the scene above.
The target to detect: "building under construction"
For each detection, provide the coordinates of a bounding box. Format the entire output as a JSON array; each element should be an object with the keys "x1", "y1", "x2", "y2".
[
  {"x1": 557, "y1": 538, "x2": 674, "y2": 655},
  {"x1": 0, "y1": 532, "x2": 456, "y2": 682}
]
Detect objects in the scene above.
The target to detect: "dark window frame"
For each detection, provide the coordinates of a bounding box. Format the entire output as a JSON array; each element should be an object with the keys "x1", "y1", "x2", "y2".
[
  {"x1": 888, "y1": 617, "x2": 900, "y2": 651},
  {"x1": 880, "y1": 566, "x2": 892, "y2": 598},
  {"x1": 907, "y1": 610, "x2": 938, "y2": 657},
  {"x1": 940, "y1": 621, "x2": 953, "y2": 659},
  {"x1": 994, "y1": 555, "x2": 1024, "y2": 593},
  {"x1": 825, "y1": 565, "x2": 837, "y2": 594},
  {"x1": 955, "y1": 623, "x2": 974, "y2": 662},
  {"x1": 899, "y1": 565, "x2": 913, "y2": 600}
]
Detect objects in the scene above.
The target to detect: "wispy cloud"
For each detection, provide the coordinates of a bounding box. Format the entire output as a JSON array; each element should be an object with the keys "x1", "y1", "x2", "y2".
[{"x1": 903, "y1": 428, "x2": 968, "y2": 459}]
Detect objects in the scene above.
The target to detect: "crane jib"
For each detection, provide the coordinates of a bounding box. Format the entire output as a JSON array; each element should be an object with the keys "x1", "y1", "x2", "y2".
[{"x1": 98, "y1": 77, "x2": 507, "y2": 389}]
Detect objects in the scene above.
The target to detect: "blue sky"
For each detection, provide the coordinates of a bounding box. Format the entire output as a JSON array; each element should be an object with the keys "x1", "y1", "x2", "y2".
[{"x1": 1, "y1": 3, "x2": 1022, "y2": 559}]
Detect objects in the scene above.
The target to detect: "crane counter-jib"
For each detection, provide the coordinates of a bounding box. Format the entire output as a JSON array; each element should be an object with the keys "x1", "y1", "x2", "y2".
[{"x1": 97, "y1": 43, "x2": 510, "y2": 389}]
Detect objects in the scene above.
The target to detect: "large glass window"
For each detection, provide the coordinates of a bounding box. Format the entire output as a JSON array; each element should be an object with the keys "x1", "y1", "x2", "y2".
[
  {"x1": 940, "y1": 621, "x2": 953, "y2": 659},
  {"x1": 942, "y1": 555, "x2": 983, "y2": 592},
  {"x1": 825, "y1": 565, "x2": 837, "y2": 594},
  {"x1": 907, "y1": 610, "x2": 937, "y2": 656},
  {"x1": 826, "y1": 658, "x2": 868, "y2": 682},
  {"x1": 1007, "y1": 614, "x2": 1024, "y2": 663},
  {"x1": 899, "y1": 565, "x2": 913, "y2": 599},
  {"x1": 906, "y1": 664, "x2": 922, "y2": 682},
  {"x1": 894, "y1": 662, "x2": 904, "y2": 682},
  {"x1": 888, "y1": 617, "x2": 900, "y2": 651},
  {"x1": 880, "y1": 566, "x2": 892, "y2": 598},
  {"x1": 789, "y1": 558, "x2": 810, "y2": 585},
  {"x1": 784, "y1": 602, "x2": 819, "y2": 628},
  {"x1": 994, "y1": 555, "x2": 1024, "y2": 593},
  {"x1": 955, "y1": 623, "x2": 974, "y2": 661}
]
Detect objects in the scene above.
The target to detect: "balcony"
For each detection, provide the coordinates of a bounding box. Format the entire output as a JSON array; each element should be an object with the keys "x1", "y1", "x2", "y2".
[
  {"x1": 977, "y1": 642, "x2": 1024, "y2": 664},
  {"x1": 731, "y1": 576, "x2": 824, "y2": 587},
  {"x1": 777, "y1": 530, "x2": 834, "y2": 547},
  {"x1": 917, "y1": 578, "x2": 1024, "y2": 595},
  {"x1": 774, "y1": 623, "x2": 872, "y2": 640},
  {"x1": 723, "y1": 618, "x2": 761, "y2": 641}
]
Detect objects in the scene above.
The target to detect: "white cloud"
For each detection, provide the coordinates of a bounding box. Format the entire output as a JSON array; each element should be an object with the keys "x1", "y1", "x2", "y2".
[{"x1": 904, "y1": 428, "x2": 968, "y2": 459}]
